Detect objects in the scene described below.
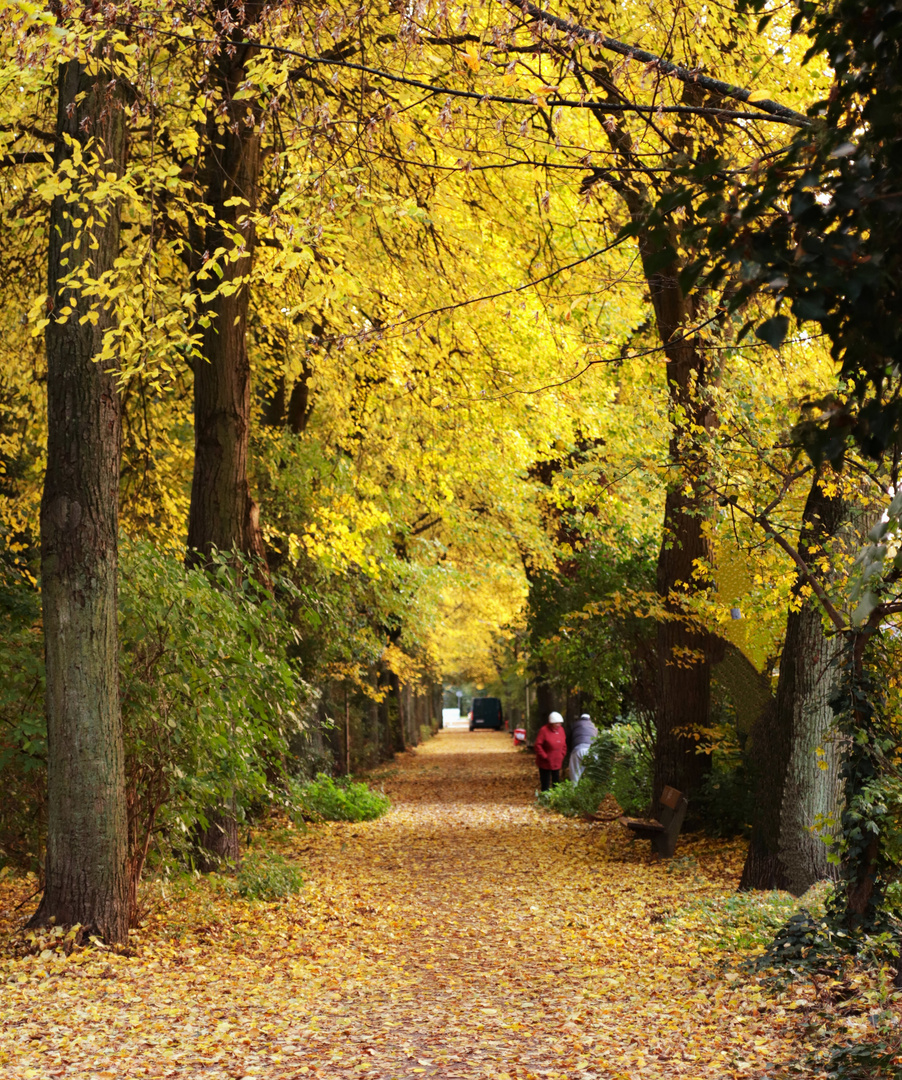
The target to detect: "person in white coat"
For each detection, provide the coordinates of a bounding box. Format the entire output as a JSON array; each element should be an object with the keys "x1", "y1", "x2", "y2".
[{"x1": 568, "y1": 713, "x2": 598, "y2": 784}]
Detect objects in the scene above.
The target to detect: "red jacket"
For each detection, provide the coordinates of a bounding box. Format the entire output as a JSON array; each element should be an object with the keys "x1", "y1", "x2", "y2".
[{"x1": 534, "y1": 723, "x2": 567, "y2": 770}]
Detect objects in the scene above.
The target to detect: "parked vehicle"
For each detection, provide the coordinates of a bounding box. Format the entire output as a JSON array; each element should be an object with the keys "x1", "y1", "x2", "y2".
[{"x1": 469, "y1": 696, "x2": 504, "y2": 731}]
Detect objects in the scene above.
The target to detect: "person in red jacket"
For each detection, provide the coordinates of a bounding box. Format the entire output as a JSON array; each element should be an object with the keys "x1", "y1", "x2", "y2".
[{"x1": 535, "y1": 711, "x2": 567, "y2": 791}]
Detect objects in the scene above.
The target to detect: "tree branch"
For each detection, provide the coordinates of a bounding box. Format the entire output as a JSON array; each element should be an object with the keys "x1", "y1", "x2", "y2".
[
  {"x1": 507, "y1": 0, "x2": 811, "y2": 127},
  {"x1": 122, "y1": 24, "x2": 810, "y2": 128},
  {"x1": 0, "y1": 151, "x2": 48, "y2": 168},
  {"x1": 724, "y1": 496, "x2": 846, "y2": 630}
]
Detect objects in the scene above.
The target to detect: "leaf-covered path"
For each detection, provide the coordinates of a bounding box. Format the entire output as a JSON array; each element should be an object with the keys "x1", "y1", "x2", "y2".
[{"x1": 2, "y1": 731, "x2": 810, "y2": 1079}]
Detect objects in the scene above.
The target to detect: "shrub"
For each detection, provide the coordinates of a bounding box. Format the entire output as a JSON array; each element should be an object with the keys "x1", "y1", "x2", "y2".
[
  {"x1": 580, "y1": 732, "x2": 617, "y2": 789},
  {"x1": 537, "y1": 733, "x2": 619, "y2": 818},
  {"x1": 118, "y1": 542, "x2": 316, "y2": 879},
  {"x1": 0, "y1": 541, "x2": 317, "y2": 887},
  {"x1": 693, "y1": 764, "x2": 755, "y2": 838},
  {"x1": 538, "y1": 728, "x2": 652, "y2": 819},
  {"x1": 0, "y1": 565, "x2": 45, "y2": 872},
  {"x1": 537, "y1": 779, "x2": 603, "y2": 817},
  {"x1": 608, "y1": 722, "x2": 653, "y2": 816},
  {"x1": 665, "y1": 888, "x2": 829, "y2": 954},
  {"x1": 237, "y1": 850, "x2": 304, "y2": 901},
  {"x1": 291, "y1": 774, "x2": 390, "y2": 822}
]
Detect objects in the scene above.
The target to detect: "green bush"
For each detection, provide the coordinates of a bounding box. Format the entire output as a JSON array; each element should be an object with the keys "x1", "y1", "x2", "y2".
[
  {"x1": 608, "y1": 722, "x2": 653, "y2": 816},
  {"x1": 237, "y1": 850, "x2": 304, "y2": 901},
  {"x1": 0, "y1": 565, "x2": 45, "y2": 872},
  {"x1": 580, "y1": 732, "x2": 617, "y2": 789},
  {"x1": 693, "y1": 764, "x2": 755, "y2": 837},
  {"x1": 291, "y1": 774, "x2": 390, "y2": 822},
  {"x1": 118, "y1": 542, "x2": 316, "y2": 875},
  {"x1": 537, "y1": 733, "x2": 618, "y2": 817},
  {"x1": 538, "y1": 728, "x2": 651, "y2": 819},
  {"x1": 0, "y1": 541, "x2": 317, "y2": 880},
  {"x1": 537, "y1": 779, "x2": 603, "y2": 817}
]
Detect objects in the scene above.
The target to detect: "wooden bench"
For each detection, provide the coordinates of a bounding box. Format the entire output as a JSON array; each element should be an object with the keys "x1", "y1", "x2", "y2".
[{"x1": 619, "y1": 785, "x2": 688, "y2": 858}]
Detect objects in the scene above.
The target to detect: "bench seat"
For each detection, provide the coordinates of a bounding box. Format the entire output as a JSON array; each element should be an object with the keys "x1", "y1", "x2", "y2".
[{"x1": 619, "y1": 785, "x2": 688, "y2": 858}]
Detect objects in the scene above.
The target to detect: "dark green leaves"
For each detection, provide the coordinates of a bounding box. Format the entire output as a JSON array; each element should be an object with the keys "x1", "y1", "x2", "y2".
[{"x1": 755, "y1": 314, "x2": 789, "y2": 348}]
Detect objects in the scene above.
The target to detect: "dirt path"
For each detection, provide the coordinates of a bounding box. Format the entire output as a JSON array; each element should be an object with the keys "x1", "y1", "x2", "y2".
[{"x1": 1, "y1": 731, "x2": 801, "y2": 1079}]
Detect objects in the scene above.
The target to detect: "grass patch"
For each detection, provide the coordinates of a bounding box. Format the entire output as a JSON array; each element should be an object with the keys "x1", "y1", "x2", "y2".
[{"x1": 664, "y1": 883, "x2": 832, "y2": 954}]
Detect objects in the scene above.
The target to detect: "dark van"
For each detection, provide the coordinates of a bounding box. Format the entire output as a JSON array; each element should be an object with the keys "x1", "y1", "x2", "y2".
[{"x1": 469, "y1": 697, "x2": 504, "y2": 731}]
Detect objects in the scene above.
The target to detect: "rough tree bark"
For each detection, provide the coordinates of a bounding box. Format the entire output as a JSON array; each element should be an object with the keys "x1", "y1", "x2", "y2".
[
  {"x1": 639, "y1": 226, "x2": 715, "y2": 803},
  {"x1": 186, "y1": 1, "x2": 270, "y2": 868},
  {"x1": 740, "y1": 471, "x2": 847, "y2": 891},
  {"x1": 778, "y1": 611, "x2": 844, "y2": 894},
  {"x1": 579, "y1": 72, "x2": 718, "y2": 803},
  {"x1": 387, "y1": 669, "x2": 406, "y2": 753},
  {"x1": 186, "y1": 0, "x2": 268, "y2": 567},
  {"x1": 31, "y1": 54, "x2": 129, "y2": 943}
]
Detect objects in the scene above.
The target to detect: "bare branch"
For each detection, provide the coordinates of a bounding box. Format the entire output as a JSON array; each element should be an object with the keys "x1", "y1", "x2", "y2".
[
  {"x1": 0, "y1": 151, "x2": 48, "y2": 168},
  {"x1": 122, "y1": 24, "x2": 811, "y2": 128},
  {"x1": 724, "y1": 497, "x2": 846, "y2": 630},
  {"x1": 506, "y1": 0, "x2": 811, "y2": 127}
]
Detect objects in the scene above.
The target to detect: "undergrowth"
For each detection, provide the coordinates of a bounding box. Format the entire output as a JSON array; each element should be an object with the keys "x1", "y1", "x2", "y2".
[
  {"x1": 538, "y1": 729, "x2": 649, "y2": 817},
  {"x1": 664, "y1": 887, "x2": 828, "y2": 954},
  {"x1": 666, "y1": 882, "x2": 902, "y2": 1078},
  {"x1": 236, "y1": 851, "x2": 304, "y2": 901},
  {"x1": 536, "y1": 779, "x2": 602, "y2": 817},
  {"x1": 291, "y1": 774, "x2": 390, "y2": 823}
]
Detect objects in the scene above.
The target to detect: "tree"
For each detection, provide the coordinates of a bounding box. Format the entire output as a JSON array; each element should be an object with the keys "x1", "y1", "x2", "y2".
[
  {"x1": 185, "y1": 0, "x2": 270, "y2": 567},
  {"x1": 30, "y1": 41, "x2": 130, "y2": 943},
  {"x1": 183, "y1": 1, "x2": 273, "y2": 866},
  {"x1": 708, "y1": 0, "x2": 902, "y2": 464},
  {"x1": 740, "y1": 470, "x2": 848, "y2": 892}
]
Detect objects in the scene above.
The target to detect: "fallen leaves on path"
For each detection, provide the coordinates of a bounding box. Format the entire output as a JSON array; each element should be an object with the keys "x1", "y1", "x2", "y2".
[{"x1": 1, "y1": 731, "x2": 897, "y2": 1079}]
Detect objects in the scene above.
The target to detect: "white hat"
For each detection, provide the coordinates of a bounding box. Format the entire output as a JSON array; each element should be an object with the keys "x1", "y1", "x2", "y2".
[
  {"x1": 579, "y1": 713, "x2": 591, "y2": 721},
  {"x1": 548, "y1": 711, "x2": 564, "y2": 724}
]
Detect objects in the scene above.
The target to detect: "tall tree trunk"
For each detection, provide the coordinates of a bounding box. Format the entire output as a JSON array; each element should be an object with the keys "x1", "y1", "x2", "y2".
[
  {"x1": 368, "y1": 681, "x2": 383, "y2": 765},
  {"x1": 31, "y1": 55, "x2": 128, "y2": 943},
  {"x1": 388, "y1": 670, "x2": 405, "y2": 753},
  {"x1": 654, "y1": 485, "x2": 714, "y2": 801},
  {"x1": 576, "y1": 71, "x2": 718, "y2": 803},
  {"x1": 404, "y1": 684, "x2": 418, "y2": 746},
  {"x1": 186, "y1": 0, "x2": 267, "y2": 567},
  {"x1": 186, "y1": 2, "x2": 268, "y2": 868},
  {"x1": 778, "y1": 615, "x2": 844, "y2": 894},
  {"x1": 741, "y1": 471, "x2": 847, "y2": 891},
  {"x1": 739, "y1": 696, "x2": 792, "y2": 890},
  {"x1": 643, "y1": 240, "x2": 715, "y2": 803}
]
